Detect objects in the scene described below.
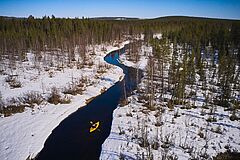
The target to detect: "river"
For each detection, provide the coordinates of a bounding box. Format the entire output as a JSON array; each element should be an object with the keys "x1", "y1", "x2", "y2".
[{"x1": 36, "y1": 45, "x2": 142, "y2": 160}]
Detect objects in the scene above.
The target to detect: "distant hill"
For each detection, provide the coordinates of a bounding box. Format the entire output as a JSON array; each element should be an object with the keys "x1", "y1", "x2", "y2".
[
  {"x1": 0, "y1": 15, "x2": 139, "y2": 20},
  {"x1": 90, "y1": 16, "x2": 239, "y2": 22},
  {"x1": 0, "y1": 16, "x2": 26, "y2": 20},
  {"x1": 90, "y1": 17, "x2": 139, "y2": 20},
  {"x1": 153, "y1": 16, "x2": 239, "y2": 22}
]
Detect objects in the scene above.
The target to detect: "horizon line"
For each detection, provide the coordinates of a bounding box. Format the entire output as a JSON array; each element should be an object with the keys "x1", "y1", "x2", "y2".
[{"x1": 1, "y1": 15, "x2": 240, "y2": 21}]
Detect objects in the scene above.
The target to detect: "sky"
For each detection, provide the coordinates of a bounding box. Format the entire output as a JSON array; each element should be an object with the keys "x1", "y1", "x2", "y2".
[{"x1": 0, "y1": 0, "x2": 240, "y2": 19}]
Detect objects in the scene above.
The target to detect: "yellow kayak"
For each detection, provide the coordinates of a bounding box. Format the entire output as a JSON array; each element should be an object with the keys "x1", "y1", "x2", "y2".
[{"x1": 90, "y1": 121, "x2": 100, "y2": 133}]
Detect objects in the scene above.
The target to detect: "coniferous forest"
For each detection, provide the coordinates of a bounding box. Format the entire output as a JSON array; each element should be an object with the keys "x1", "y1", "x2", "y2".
[
  {"x1": 1, "y1": 16, "x2": 239, "y2": 54},
  {"x1": 1, "y1": 16, "x2": 239, "y2": 109}
]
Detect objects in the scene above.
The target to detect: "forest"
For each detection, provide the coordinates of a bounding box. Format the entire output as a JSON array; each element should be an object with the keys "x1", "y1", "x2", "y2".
[
  {"x1": 0, "y1": 15, "x2": 239, "y2": 120},
  {"x1": 0, "y1": 15, "x2": 240, "y2": 115},
  {"x1": 1, "y1": 15, "x2": 239, "y2": 54}
]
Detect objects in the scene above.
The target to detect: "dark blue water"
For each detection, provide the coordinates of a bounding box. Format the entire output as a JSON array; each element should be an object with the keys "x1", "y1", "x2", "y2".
[{"x1": 36, "y1": 46, "x2": 142, "y2": 160}]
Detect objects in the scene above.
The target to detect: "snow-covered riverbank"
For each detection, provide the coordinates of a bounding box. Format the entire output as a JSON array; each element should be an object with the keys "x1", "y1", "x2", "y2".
[
  {"x1": 100, "y1": 42, "x2": 240, "y2": 159},
  {"x1": 0, "y1": 41, "x2": 129, "y2": 160},
  {"x1": 101, "y1": 94, "x2": 240, "y2": 159}
]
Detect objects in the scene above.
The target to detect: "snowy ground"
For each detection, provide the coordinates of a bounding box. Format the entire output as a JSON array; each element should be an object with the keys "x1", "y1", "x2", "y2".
[
  {"x1": 119, "y1": 44, "x2": 151, "y2": 70},
  {"x1": 0, "y1": 41, "x2": 129, "y2": 160},
  {"x1": 101, "y1": 94, "x2": 240, "y2": 159},
  {"x1": 100, "y1": 42, "x2": 240, "y2": 160}
]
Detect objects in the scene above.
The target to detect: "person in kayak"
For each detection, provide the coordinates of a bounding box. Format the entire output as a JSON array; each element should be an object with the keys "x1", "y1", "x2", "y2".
[{"x1": 89, "y1": 121, "x2": 100, "y2": 133}]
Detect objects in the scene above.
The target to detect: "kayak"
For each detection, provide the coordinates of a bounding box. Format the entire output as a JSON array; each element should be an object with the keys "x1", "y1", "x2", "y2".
[{"x1": 90, "y1": 121, "x2": 100, "y2": 133}]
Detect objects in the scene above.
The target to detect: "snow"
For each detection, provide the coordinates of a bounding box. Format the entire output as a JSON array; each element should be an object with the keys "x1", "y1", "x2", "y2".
[
  {"x1": 0, "y1": 41, "x2": 129, "y2": 160},
  {"x1": 101, "y1": 98, "x2": 240, "y2": 159}
]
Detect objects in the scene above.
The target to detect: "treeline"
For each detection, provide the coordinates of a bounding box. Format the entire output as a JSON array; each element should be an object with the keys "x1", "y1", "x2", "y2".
[
  {"x1": 164, "y1": 17, "x2": 239, "y2": 45},
  {"x1": 0, "y1": 15, "x2": 128, "y2": 57},
  {"x1": 1, "y1": 15, "x2": 239, "y2": 56},
  {"x1": 166, "y1": 18, "x2": 240, "y2": 57}
]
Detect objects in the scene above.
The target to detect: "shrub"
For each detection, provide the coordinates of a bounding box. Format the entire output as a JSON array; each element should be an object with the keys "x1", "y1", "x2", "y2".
[
  {"x1": 168, "y1": 100, "x2": 174, "y2": 110},
  {"x1": 77, "y1": 80, "x2": 85, "y2": 88},
  {"x1": 0, "y1": 104, "x2": 27, "y2": 117},
  {"x1": 48, "y1": 87, "x2": 73, "y2": 105},
  {"x1": 198, "y1": 131, "x2": 204, "y2": 138},
  {"x1": 119, "y1": 99, "x2": 129, "y2": 107},
  {"x1": 63, "y1": 85, "x2": 77, "y2": 95},
  {"x1": 229, "y1": 112, "x2": 239, "y2": 121},
  {"x1": 213, "y1": 126, "x2": 222, "y2": 134},
  {"x1": 0, "y1": 91, "x2": 44, "y2": 116},
  {"x1": 213, "y1": 150, "x2": 240, "y2": 160},
  {"x1": 6, "y1": 76, "x2": 22, "y2": 88},
  {"x1": 60, "y1": 95, "x2": 71, "y2": 104},
  {"x1": 48, "y1": 71, "x2": 54, "y2": 78},
  {"x1": 18, "y1": 91, "x2": 43, "y2": 107},
  {"x1": 206, "y1": 116, "x2": 217, "y2": 122},
  {"x1": 48, "y1": 87, "x2": 61, "y2": 105},
  {"x1": 63, "y1": 84, "x2": 84, "y2": 95},
  {"x1": 9, "y1": 80, "x2": 22, "y2": 88},
  {"x1": 126, "y1": 112, "x2": 132, "y2": 117},
  {"x1": 97, "y1": 63, "x2": 108, "y2": 74},
  {"x1": 0, "y1": 92, "x2": 4, "y2": 111},
  {"x1": 0, "y1": 97, "x2": 25, "y2": 116},
  {"x1": 151, "y1": 141, "x2": 160, "y2": 150}
]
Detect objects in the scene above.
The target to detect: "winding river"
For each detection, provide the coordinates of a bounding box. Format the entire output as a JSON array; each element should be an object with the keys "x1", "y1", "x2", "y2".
[{"x1": 36, "y1": 45, "x2": 142, "y2": 160}]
